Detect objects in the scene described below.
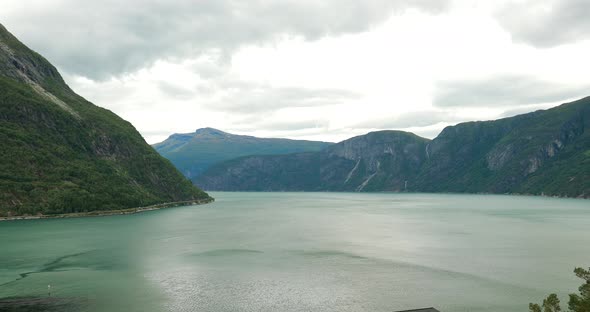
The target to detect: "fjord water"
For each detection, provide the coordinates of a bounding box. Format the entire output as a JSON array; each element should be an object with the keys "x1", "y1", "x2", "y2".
[{"x1": 1, "y1": 193, "x2": 588, "y2": 312}]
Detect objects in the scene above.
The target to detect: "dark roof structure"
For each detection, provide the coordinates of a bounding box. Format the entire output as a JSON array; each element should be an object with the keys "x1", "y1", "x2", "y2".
[{"x1": 395, "y1": 308, "x2": 440, "y2": 312}]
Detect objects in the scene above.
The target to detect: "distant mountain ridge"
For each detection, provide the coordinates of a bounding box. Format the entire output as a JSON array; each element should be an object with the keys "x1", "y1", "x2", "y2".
[
  {"x1": 153, "y1": 127, "x2": 333, "y2": 179},
  {"x1": 195, "y1": 97, "x2": 590, "y2": 198},
  {"x1": 0, "y1": 23, "x2": 211, "y2": 216},
  {"x1": 196, "y1": 130, "x2": 429, "y2": 192}
]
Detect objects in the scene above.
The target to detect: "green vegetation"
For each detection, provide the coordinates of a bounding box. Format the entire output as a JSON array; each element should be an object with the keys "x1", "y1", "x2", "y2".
[
  {"x1": 196, "y1": 97, "x2": 589, "y2": 198},
  {"x1": 153, "y1": 127, "x2": 332, "y2": 180},
  {"x1": 529, "y1": 267, "x2": 590, "y2": 312},
  {"x1": 415, "y1": 97, "x2": 590, "y2": 197},
  {"x1": 196, "y1": 130, "x2": 430, "y2": 192},
  {"x1": 0, "y1": 23, "x2": 210, "y2": 217}
]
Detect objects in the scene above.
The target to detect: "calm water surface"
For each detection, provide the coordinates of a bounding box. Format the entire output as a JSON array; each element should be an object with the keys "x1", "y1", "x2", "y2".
[{"x1": 0, "y1": 193, "x2": 588, "y2": 312}]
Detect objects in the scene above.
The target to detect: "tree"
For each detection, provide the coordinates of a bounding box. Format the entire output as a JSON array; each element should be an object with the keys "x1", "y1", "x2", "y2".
[
  {"x1": 529, "y1": 294, "x2": 561, "y2": 312},
  {"x1": 568, "y1": 268, "x2": 590, "y2": 312},
  {"x1": 530, "y1": 267, "x2": 590, "y2": 312}
]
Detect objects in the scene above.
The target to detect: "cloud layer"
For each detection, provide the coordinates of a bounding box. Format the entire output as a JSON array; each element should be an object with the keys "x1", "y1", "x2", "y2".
[
  {"x1": 496, "y1": 0, "x2": 590, "y2": 47},
  {"x1": 2, "y1": 0, "x2": 589, "y2": 144},
  {"x1": 434, "y1": 76, "x2": 589, "y2": 108},
  {"x1": 2, "y1": 0, "x2": 448, "y2": 79}
]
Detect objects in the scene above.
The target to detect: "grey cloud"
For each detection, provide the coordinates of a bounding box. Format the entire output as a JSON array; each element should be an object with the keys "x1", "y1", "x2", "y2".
[
  {"x1": 354, "y1": 110, "x2": 457, "y2": 129},
  {"x1": 141, "y1": 130, "x2": 176, "y2": 138},
  {"x1": 212, "y1": 84, "x2": 360, "y2": 113},
  {"x1": 498, "y1": 103, "x2": 557, "y2": 118},
  {"x1": 434, "y1": 76, "x2": 589, "y2": 108},
  {"x1": 2, "y1": 0, "x2": 449, "y2": 79},
  {"x1": 232, "y1": 126, "x2": 354, "y2": 142},
  {"x1": 230, "y1": 119, "x2": 330, "y2": 132},
  {"x1": 495, "y1": 0, "x2": 590, "y2": 47},
  {"x1": 411, "y1": 127, "x2": 444, "y2": 140},
  {"x1": 157, "y1": 81, "x2": 196, "y2": 100}
]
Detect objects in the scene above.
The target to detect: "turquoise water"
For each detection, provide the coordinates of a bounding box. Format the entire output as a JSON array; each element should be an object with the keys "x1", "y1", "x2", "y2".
[{"x1": 0, "y1": 193, "x2": 588, "y2": 312}]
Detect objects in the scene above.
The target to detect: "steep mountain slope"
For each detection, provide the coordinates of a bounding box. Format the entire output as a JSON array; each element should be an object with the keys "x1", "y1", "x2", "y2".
[
  {"x1": 195, "y1": 131, "x2": 429, "y2": 191},
  {"x1": 153, "y1": 127, "x2": 333, "y2": 179},
  {"x1": 0, "y1": 23, "x2": 211, "y2": 217},
  {"x1": 196, "y1": 97, "x2": 589, "y2": 198},
  {"x1": 414, "y1": 97, "x2": 589, "y2": 197}
]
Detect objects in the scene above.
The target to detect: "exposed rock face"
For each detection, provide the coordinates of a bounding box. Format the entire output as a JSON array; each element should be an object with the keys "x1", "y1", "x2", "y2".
[
  {"x1": 196, "y1": 131, "x2": 430, "y2": 192},
  {"x1": 196, "y1": 97, "x2": 589, "y2": 198},
  {"x1": 0, "y1": 23, "x2": 211, "y2": 216},
  {"x1": 324, "y1": 131, "x2": 429, "y2": 191},
  {"x1": 0, "y1": 24, "x2": 80, "y2": 118},
  {"x1": 486, "y1": 143, "x2": 515, "y2": 171},
  {"x1": 414, "y1": 97, "x2": 589, "y2": 196},
  {"x1": 326, "y1": 130, "x2": 426, "y2": 168}
]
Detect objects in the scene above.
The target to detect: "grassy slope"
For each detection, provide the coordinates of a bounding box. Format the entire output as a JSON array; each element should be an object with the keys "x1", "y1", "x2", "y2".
[
  {"x1": 0, "y1": 24, "x2": 210, "y2": 216},
  {"x1": 514, "y1": 100, "x2": 590, "y2": 197},
  {"x1": 153, "y1": 130, "x2": 333, "y2": 179},
  {"x1": 414, "y1": 97, "x2": 590, "y2": 197}
]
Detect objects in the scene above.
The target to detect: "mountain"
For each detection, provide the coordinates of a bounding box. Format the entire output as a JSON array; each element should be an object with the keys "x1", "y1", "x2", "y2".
[
  {"x1": 153, "y1": 127, "x2": 333, "y2": 179},
  {"x1": 196, "y1": 131, "x2": 429, "y2": 191},
  {"x1": 195, "y1": 97, "x2": 589, "y2": 198},
  {"x1": 414, "y1": 97, "x2": 589, "y2": 197},
  {"x1": 0, "y1": 23, "x2": 211, "y2": 217}
]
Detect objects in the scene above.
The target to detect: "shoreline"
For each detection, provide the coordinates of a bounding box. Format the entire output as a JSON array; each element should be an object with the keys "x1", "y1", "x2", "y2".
[
  {"x1": 0, "y1": 197, "x2": 214, "y2": 222},
  {"x1": 206, "y1": 190, "x2": 588, "y2": 200}
]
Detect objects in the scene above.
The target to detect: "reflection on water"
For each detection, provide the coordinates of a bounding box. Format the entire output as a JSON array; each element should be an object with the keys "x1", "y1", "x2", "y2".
[{"x1": 0, "y1": 192, "x2": 588, "y2": 312}]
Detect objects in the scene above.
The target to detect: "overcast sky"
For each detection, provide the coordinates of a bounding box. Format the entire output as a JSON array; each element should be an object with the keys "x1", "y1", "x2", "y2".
[{"x1": 2, "y1": 0, "x2": 589, "y2": 143}]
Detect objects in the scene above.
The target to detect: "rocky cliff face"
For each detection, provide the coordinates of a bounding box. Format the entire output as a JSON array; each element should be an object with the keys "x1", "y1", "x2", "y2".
[
  {"x1": 0, "y1": 24, "x2": 211, "y2": 216},
  {"x1": 413, "y1": 97, "x2": 589, "y2": 197},
  {"x1": 323, "y1": 131, "x2": 429, "y2": 191},
  {"x1": 196, "y1": 131, "x2": 430, "y2": 192},
  {"x1": 196, "y1": 97, "x2": 589, "y2": 198}
]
